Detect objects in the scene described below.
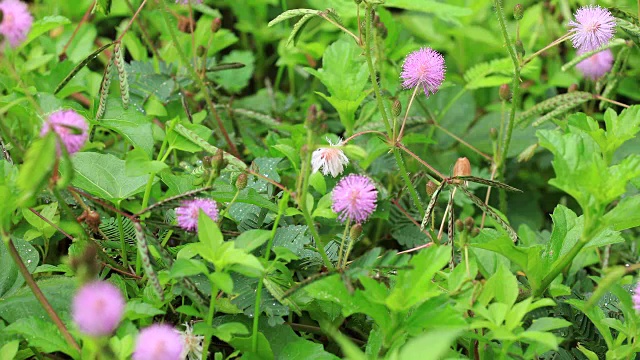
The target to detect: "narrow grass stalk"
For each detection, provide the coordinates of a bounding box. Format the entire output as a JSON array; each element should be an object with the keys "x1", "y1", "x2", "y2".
[
  {"x1": 1, "y1": 231, "x2": 81, "y2": 353},
  {"x1": 156, "y1": 0, "x2": 240, "y2": 158},
  {"x1": 337, "y1": 218, "x2": 352, "y2": 269}
]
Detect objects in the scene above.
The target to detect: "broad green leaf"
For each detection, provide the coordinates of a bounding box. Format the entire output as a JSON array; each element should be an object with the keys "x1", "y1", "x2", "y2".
[
  {"x1": 19, "y1": 16, "x2": 71, "y2": 50},
  {"x1": 0, "y1": 238, "x2": 39, "y2": 298},
  {"x1": 565, "y1": 299, "x2": 614, "y2": 349},
  {"x1": 0, "y1": 340, "x2": 19, "y2": 359},
  {"x1": 603, "y1": 195, "x2": 640, "y2": 231},
  {"x1": 304, "y1": 38, "x2": 369, "y2": 134},
  {"x1": 386, "y1": 245, "x2": 451, "y2": 311},
  {"x1": 209, "y1": 51, "x2": 255, "y2": 94},
  {"x1": 519, "y1": 330, "x2": 560, "y2": 351},
  {"x1": 398, "y1": 329, "x2": 462, "y2": 360},
  {"x1": 169, "y1": 259, "x2": 209, "y2": 278},
  {"x1": 0, "y1": 277, "x2": 74, "y2": 324},
  {"x1": 198, "y1": 211, "x2": 224, "y2": 249},
  {"x1": 4, "y1": 317, "x2": 79, "y2": 358},
  {"x1": 124, "y1": 300, "x2": 165, "y2": 321},
  {"x1": 101, "y1": 98, "x2": 154, "y2": 156},
  {"x1": 71, "y1": 152, "x2": 151, "y2": 203},
  {"x1": 477, "y1": 263, "x2": 518, "y2": 307},
  {"x1": 527, "y1": 317, "x2": 572, "y2": 332},
  {"x1": 22, "y1": 203, "x2": 59, "y2": 241},
  {"x1": 17, "y1": 134, "x2": 56, "y2": 206},
  {"x1": 234, "y1": 229, "x2": 271, "y2": 252},
  {"x1": 125, "y1": 148, "x2": 168, "y2": 176}
]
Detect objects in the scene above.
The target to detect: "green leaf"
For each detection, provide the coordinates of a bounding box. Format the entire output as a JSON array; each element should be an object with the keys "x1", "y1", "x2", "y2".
[
  {"x1": 169, "y1": 259, "x2": 209, "y2": 278},
  {"x1": 386, "y1": 245, "x2": 451, "y2": 311},
  {"x1": 71, "y1": 152, "x2": 151, "y2": 203},
  {"x1": 272, "y1": 144, "x2": 300, "y2": 172},
  {"x1": 519, "y1": 330, "x2": 560, "y2": 351},
  {"x1": 398, "y1": 329, "x2": 462, "y2": 360},
  {"x1": 304, "y1": 38, "x2": 369, "y2": 133},
  {"x1": 604, "y1": 195, "x2": 640, "y2": 231},
  {"x1": 209, "y1": 51, "x2": 255, "y2": 94},
  {"x1": 53, "y1": 42, "x2": 113, "y2": 95},
  {"x1": 17, "y1": 134, "x2": 56, "y2": 206},
  {"x1": 4, "y1": 317, "x2": 79, "y2": 358},
  {"x1": 94, "y1": 0, "x2": 112, "y2": 14},
  {"x1": 0, "y1": 340, "x2": 19, "y2": 360},
  {"x1": 234, "y1": 229, "x2": 271, "y2": 252},
  {"x1": 101, "y1": 98, "x2": 154, "y2": 156},
  {"x1": 19, "y1": 16, "x2": 71, "y2": 51},
  {"x1": 0, "y1": 277, "x2": 75, "y2": 324},
  {"x1": 124, "y1": 300, "x2": 165, "y2": 321},
  {"x1": 198, "y1": 211, "x2": 224, "y2": 249},
  {"x1": 0, "y1": 238, "x2": 39, "y2": 298},
  {"x1": 527, "y1": 317, "x2": 572, "y2": 332},
  {"x1": 125, "y1": 148, "x2": 168, "y2": 176},
  {"x1": 477, "y1": 263, "x2": 518, "y2": 307}
]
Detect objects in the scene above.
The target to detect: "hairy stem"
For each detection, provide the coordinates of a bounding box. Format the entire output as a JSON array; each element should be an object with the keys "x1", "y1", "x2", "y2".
[{"x1": 364, "y1": 5, "x2": 392, "y2": 136}]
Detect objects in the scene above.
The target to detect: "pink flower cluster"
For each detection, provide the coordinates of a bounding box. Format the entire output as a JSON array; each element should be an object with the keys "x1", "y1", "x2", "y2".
[
  {"x1": 175, "y1": 198, "x2": 219, "y2": 232},
  {"x1": 568, "y1": 6, "x2": 616, "y2": 52},
  {"x1": 400, "y1": 47, "x2": 446, "y2": 98},
  {"x1": 332, "y1": 174, "x2": 378, "y2": 223},
  {"x1": 40, "y1": 109, "x2": 89, "y2": 155},
  {"x1": 0, "y1": 0, "x2": 33, "y2": 48}
]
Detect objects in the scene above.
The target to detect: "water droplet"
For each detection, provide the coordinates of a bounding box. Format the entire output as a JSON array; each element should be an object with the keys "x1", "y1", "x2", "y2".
[{"x1": 27, "y1": 260, "x2": 32, "y2": 264}]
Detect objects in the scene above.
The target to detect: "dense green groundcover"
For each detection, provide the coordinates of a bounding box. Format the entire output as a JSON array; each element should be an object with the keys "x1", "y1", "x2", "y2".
[{"x1": 0, "y1": 0, "x2": 639, "y2": 359}]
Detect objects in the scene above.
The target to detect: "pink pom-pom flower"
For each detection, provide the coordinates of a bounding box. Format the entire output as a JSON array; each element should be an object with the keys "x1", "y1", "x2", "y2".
[
  {"x1": 568, "y1": 5, "x2": 616, "y2": 52},
  {"x1": 576, "y1": 49, "x2": 614, "y2": 80},
  {"x1": 0, "y1": 0, "x2": 33, "y2": 48},
  {"x1": 40, "y1": 109, "x2": 89, "y2": 155},
  {"x1": 175, "y1": 198, "x2": 219, "y2": 232},
  {"x1": 133, "y1": 324, "x2": 184, "y2": 360},
  {"x1": 332, "y1": 174, "x2": 378, "y2": 223},
  {"x1": 400, "y1": 47, "x2": 446, "y2": 98},
  {"x1": 72, "y1": 281, "x2": 125, "y2": 337}
]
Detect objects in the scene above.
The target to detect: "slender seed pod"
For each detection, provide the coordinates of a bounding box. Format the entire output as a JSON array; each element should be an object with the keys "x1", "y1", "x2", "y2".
[
  {"x1": 96, "y1": 56, "x2": 114, "y2": 119},
  {"x1": 114, "y1": 43, "x2": 130, "y2": 109},
  {"x1": 133, "y1": 222, "x2": 164, "y2": 301}
]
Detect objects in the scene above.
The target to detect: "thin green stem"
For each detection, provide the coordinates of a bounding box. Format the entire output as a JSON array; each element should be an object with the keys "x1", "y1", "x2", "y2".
[
  {"x1": 116, "y1": 203, "x2": 129, "y2": 268},
  {"x1": 397, "y1": 86, "x2": 419, "y2": 141},
  {"x1": 202, "y1": 283, "x2": 218, "y2": 353},
  {"x1": 364, "y1": 4, "x2": 392, "y2": 136},
  {"x1": 393, "y1": 149, "x2": 425, "y2": 216},
  {"x1": 156, "y1": 0, "x2": 240, "y2": 158},
  {"x1": 337, "y1": 218, "x2": 351, "y2": 269},
  {"x1": 521, "y1": 32, "x2": 572, "y2": 66},
  {"x1": 251, "y1": 279, "x2": 265, "y2": 352},
  {"x1": 493, "y1": 0, "x2": 521, "y2": 192}
]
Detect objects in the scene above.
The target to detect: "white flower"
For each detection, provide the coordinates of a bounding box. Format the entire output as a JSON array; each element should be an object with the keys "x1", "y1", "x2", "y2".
[
  {"x1": 311, "y1": 138, "x2": 349, "y2": 177},
  {"x1": 178, "y1": 322, "x2": 205, "y2": 360}
]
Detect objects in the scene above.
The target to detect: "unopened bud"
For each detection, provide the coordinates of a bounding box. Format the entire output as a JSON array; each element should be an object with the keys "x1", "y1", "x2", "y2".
[
  {"x1": 513, "y1": 4, "x2": 524, "y2": 20},
  {"x1": 197, "y1": 45, "x2": 206, "y2": 57},
  {"x1": 455, "y1": 219, "x2": 464, "y2": 232},
  {"x1": 86, "y1": 210, "x2": 101, "y2": 231},
  {"x1": 464, "y1": 217, "x2": 475, "y2": 232},
  {"x1": 499, "y1": 84, "x2": 511, "y2": 101},
  {"x1": 202, "y1": 155, "x2": 213, "y2": 168},
  {"x1": 490, "y1": 128, "x2": 498, "y2": 140},
  {"x1": 235, "y1": 173, "x2": 248, "y2": 190},
  {"x1": 568, "y1": 83, "x2": 578, "y2": 93},
  {"x1": 350, "y1": 223, "x2": 363, "y2": 239},
  {"x1": 392, "y1": 99, "x2": 402, "y2": 118},
  {"x1": 515, "y1": 40, "x2": 525, "y2": 58},
  {"x1": 426, "y1": 181, "x2": 438, "y2": 196},
  {"x1": 471, "y1": 228, "x2": 480, "y2": 237},
  {"x1": 212, "y1": 149, "x2": 224, "y2": 172},
  {"x1": 211, "y1": 18, "x2": 222, "y2": 33},
  {"x1": 306, "y1": 104, "x2": 317, "y2": 126},
  {"x1": 178, "y1": 16, "x2": 195, "y2": 33},
  {"x1": 453, "y1": 157, "x2": 471, "y2": 182}
]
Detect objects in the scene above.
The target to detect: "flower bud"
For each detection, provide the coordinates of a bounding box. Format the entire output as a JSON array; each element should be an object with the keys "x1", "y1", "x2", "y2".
[
  {"x1": 426, "y1": 181, "x2": 438, "y2": 196},
  {"x1": 202, "y1": 155, "x2": 213, "y2": 168},
  {"x1": 453, "y1": 157, "x2": 471, "y2": 182},
  {"x1": 213, "y1": 149, "x2": 224, "y2": 171},
  {"x1": 306, "y1": 104, "x2": 317, "y2": 126},
  {"x1": 178, "y1": 16, "x2": 195, "y2": 33},
  {"x1": 513, "y1": 4, "x2": 524, "y2": 20},
  {"x1": 197, "y1": 45, "x2": 206, "y2": 57},
  {"x1": 568, "y1": 83, "x2": 578, "y2": 93},
  {"x1": 471, "y1": 228, "x2": 480, "y2": 237},
  {"x1": 464, "y1": 217, "x2": 475, "y2": 232},
  {"x1": 515, "y1": 40, "x2": 525, "y2": 58},
  {"x1": 490, "y1": 128, "x2": 498, "y2": 141},
  {"x1": 350, "y1": 223, "x2": 363, "y2": 239},
  {"x1": 392, "y1": 99, "x2": 402, "y2": 118},
  {"x1": 499, "y1": 84, "x2": 511, "y2": 101},
  {"x1": 211, "y1": 18, "x2": 222, "y2": 33},
  {"x1": 455, "y1": 219, "x2": 464, "y2": 232},
  {"x1": 235, "y1": 173, "x2": 248, "y2": 190}
]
